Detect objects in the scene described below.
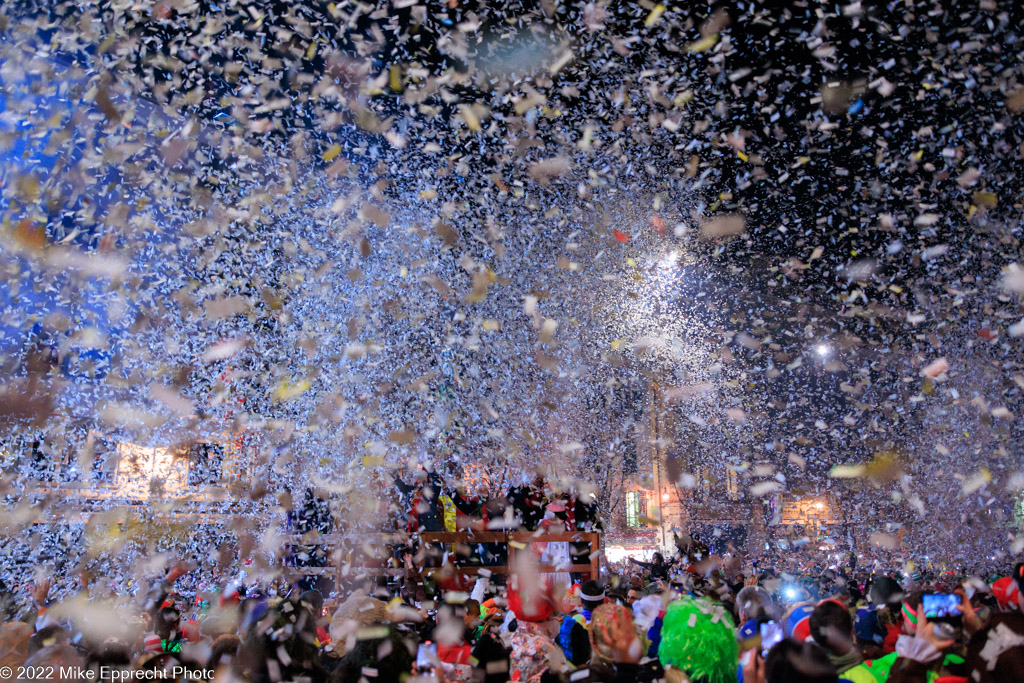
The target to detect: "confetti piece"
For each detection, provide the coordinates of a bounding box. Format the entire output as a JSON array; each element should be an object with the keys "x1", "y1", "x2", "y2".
[
  {"x1": 322, "y1": 143, "x2": 342, "y2": 162},
  {"x1": 830, "y1": 465, "x2": 866, "y2": 479},
  {"x1": 699, "y1": 214, "x2": 746, "y2": 240},
  {"x1": 687, "y1": 34, "x2": 718, "y2": 52},
  {"x1": 645, "y1": 4, "x2": 666, "y2": 27},
  {"x1": 962, "y1": 468, "x2": 992, "y2": 495},
  {"x1": 921, "y1": 358, "x2": 950, "y2": 379}
]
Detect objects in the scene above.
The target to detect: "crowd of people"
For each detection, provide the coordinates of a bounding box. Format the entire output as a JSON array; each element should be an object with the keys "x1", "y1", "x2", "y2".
[{"x1": 2, "y1": 540, "x2": 1024, "y2": 683}]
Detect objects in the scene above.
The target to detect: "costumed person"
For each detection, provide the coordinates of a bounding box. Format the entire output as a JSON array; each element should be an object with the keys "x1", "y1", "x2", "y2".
[
  {"x1": 736, "y1": 585, "x2": 776, "y2": 656},
  {"x1": 585, "y1": 603, "x2": 661, "y2": 683},
  {"x1": 285, "y1": 488, "x2": 334, "y2": 591},
  {"x1": 327, "y1": 627, "x2": 414, "y2": 683},
  {"x1": 482, "y1": 488, "x2": 512, "y2": 570},
  {"x1": 537, "y1": 502, "x2": 573, "y2": 597},
  {"x1": 470, "y1": 599, "x2": 512, "y2": 683},
  {"x1": 141, "y1": 605, "x2": 183, "y2": 655},
  {"x1": 745, "y1": 638, "x2": 839, "y2": 683},
  {"x1": 236, "y1": 590, "x2": 327, "y2": 683},
  {"x1": 867, "y1": 576, "x2": 906, "y2": 654},
  {"x1": 451, "y1": 483, "x2": 486, "y2": 565},
  {"x1": 580, "y1": 580, "x2": 606, "y2": 624},
  {"x1": 571, "y1": 488, "x2": 602, "y2": 581},
  {"x1": 395, "y1": 464, "x2": 446, "y2": 567},
  {"x1": 633, "y1": 593, "x2": 669, "y2": 659},
  {"x1": 554, "y1": 583, "x2": 591, "y2": 670},
  {"x1": 658, "y1": 596, "x2": 739, "y2": 683},
  {"x1": 674, "y1": 533, "x2": 711, "y2": 570},
  {"x1": 508, "y1": 475, "x2": 546, "y2": 532},
  {"x1": 507, "y1": 577, "x2": 566, "y2": 682},
  {"x1": 436, "y1": 602, "x2": 474, "y2": 677}
]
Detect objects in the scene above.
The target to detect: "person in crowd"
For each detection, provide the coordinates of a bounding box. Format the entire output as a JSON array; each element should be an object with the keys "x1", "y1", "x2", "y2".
[
  {"x1": 452, "y1": 484, "x2": 487, "y2": 564},
  {"x1": 469, "y1": 602, "x2": 511, "y2": 683},
  {"x1": 737, "y1": 586, "x2": 775, "y2": 626},
  {"x1": 508, "y1": 580, "x2": 566, "y2": 682},
  {"x1": 508, "y1": 476, "x2": 547, "y2": 532},
  {"x1": 657, "y1": 596, "x2": 738, "y2": 683},
  {"x1": 582, "y1": 602, "x2": 660, "y2": 682},
  {"x1": 554, "y1": 585, "x2": 591, "y2": 670},
  {"x1": 206, "y1": 633, "x2": 240, "y2": 673},
  {"x1": 140, "y1": 605, "x2": 183, "y2": 655},
  {"x1": 807, "y1": 600, "x2": 876, "y2": 682},
  {"x1": 744, "y1": 638, "x2": 839, "y2": 683},
  {"x1": 538, "y1": 502, "x2": 574, "y2": 596},
  {"x1": 22, "y1": 643, "x2": 86, "y2": 682},
  {"x1": 481, "y1": 490, "x2": 512, "y2": 569},
  {"x1": 328, "y1": 626, "x2": 414, "y2": 682},
  {"x1": 629, "y1": 552, "x2": 671, "y2": 582},
  {"x1": 571, "y1": 488, "x2": 602, "y2": 580},
  {"x1": 580, "y1": 580, "x2": 606, "y2": 624},
  {"x1": 395, "y1": 464, "x2": 447, "y2": 569},
  {"x1": 236, "y1": 589, "x2": 326, "y2": 683}
]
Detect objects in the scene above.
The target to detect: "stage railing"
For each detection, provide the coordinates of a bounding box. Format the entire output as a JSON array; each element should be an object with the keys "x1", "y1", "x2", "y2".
[{"x1": 278, "y1": 530, "x2": 601, "y2": 583}]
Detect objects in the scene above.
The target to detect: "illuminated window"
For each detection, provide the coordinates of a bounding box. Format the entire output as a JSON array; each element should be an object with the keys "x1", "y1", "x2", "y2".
[
  {"x1": 698, "y1": 468, "x2": 711, "y2": 500},
  {"x1": 626, "y1": 491, "x2": 647, "y2": 528},
  {"x1": 725, "y1": 468, "x2": 741, "y2": 501}
]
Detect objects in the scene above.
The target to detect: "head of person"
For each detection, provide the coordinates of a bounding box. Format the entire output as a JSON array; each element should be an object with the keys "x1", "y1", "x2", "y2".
[
  {"x1": 435, "y1": 602, "x2": 469, "y2": 647},
  {"x1": 658, "y1": 596, "x2": 738, "y2": 683},
  {"x1": 737, "y1": 586, "x2": 774, "y2": 624},
  {"x1": 29, "y1": 626, "x2": 68, "y2": 656},
  {"x1": 808, "y1": 600, "x2": 854, "y2": 655},
  {"x1": 899, "y1": 591, "x2": 925, "y2": 635},
  {"x1": 590, "y1": 603, "x2": 639, "y2": 662},
  {"x1": 332, "y1": 627, "x2": 414, "y2": 682},
  {"x1": 764, "y1": 638, "x2": 839, "y2": 683},
  {"x1": 329, "y1": 594, "x2": 390, "y2": 656},
  {"x1": 83, "y1": 638, "x2": 131, "y2": 678},
  {"x1": 464, "y1": 599, "x2": 481, "y2": 629},
  {"x1": 581, "y1": 580, "x2": 605, "y2": 614},
  {"x1": 782, "y1": 604, "x2": 815, "y2": 643},
  {"x1": 868, "y1": 576, "x2": 904, "y2": 612},
  {"x1": 508, "y1": 581, "x2": 556, "y2": 636},
  {"x1": 154, "y1": 606, "x2": 181, "y2": 641},
  {"x1": 206, "y1": 634, "x2": 240, "y2": 672},
  {"x1": 653, "y1": 552, "x2": 665, "y2": 565},
  {"x1": 300, "y1": 590, "x2": 324, "y2": 618}
]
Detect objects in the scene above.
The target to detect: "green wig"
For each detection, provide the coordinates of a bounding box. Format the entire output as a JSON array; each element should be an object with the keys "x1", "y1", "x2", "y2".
[{"x1": 657, "y1": 596, "x2": 739, "y2": 683}]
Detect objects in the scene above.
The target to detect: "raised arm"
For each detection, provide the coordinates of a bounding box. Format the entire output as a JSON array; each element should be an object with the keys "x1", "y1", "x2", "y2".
[{"x1": 393, "y1": 474, "x2": 415, "y2": 496}]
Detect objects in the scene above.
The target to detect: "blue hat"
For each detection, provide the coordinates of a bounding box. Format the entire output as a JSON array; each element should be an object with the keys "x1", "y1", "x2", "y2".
[
  {"x1": 784, "y1": 605, "x2": 814, "y2": 642},
  {"x1": 854, "y1": 607, "x2": 885, "y2": 644}
]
